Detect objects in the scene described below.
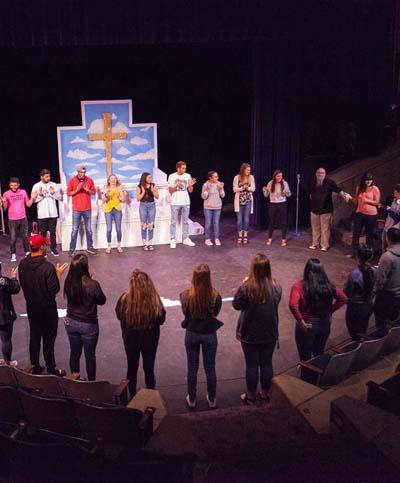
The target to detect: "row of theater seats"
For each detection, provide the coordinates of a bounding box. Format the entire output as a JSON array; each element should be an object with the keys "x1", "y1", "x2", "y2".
[{"x1": 300, "y1": 326, "x2": 400, "y2": 388}]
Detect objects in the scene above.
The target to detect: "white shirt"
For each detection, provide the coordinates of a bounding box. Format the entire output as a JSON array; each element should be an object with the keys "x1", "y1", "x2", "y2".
[
  {"x1": 31, "y1": 181, "x2": 61, "y2": 219},
  {"x1": 168, "y1": 172, "x2": 192, "y2": 206},
  {"x1": 263, "y1": 180, "x2": 291, "y2": 203}
]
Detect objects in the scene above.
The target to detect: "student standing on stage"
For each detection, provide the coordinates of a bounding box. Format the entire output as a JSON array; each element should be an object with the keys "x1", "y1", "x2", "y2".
[
  {"x1": 233, "y1": 163, "x2": 256, "y2": 244},
  {"x1": 263, "y1": 170, "x2": 291, "y2": 247},
  {"x1": 289, "y1": 258, "x2": 347, "y2": 361},
  {"x1": 232, "y1": 254, "x2": 281, "y2": 405},
  {"x1": 115, "y1": 269, "x2": 165, "y2": 397},
  {"x1": 136, "y1": 172, "x2": 159, "y2": 251},
  {"x1": 349, "y1": 172, "x2": 380, "y2": 257},
  {"x1": 67, "y1": 164, "x2": 97, "y2": 256},
  {"x1": 1, "y1": 177, "x2": 33, "y2": 262},
  {"x1": 31, "y1": 169, "x2": 62, "y2": 257},
  {"x1": 309, "y1": 167, "x2": 349, "y2": 252},
  {"x1": 18, "y1": 234, "x2": 68, "y2": 375},
  {"x1": 180, "y1": 264, "x2": 222, "y2": 408},
  {"x1": 101, "y1": 173, "x2": 125, "y2": 254},
  {"x1": 64, "y1": 253, "x2": 106, "y2": 381},
  {"x1": 168, "y1": 161, "x2": 197, "y2": 248},
  {"x1": 201, "y1": 171, "x2": 225, "y2": 246},
  {"x1": 0, "y1": 263, "x2": 20, "y2": 366}
]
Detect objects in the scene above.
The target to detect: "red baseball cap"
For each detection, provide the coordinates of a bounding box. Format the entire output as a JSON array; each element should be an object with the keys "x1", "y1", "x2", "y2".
[{"x1": 29, "y1": 234, "x2": 50, "y2": 250}]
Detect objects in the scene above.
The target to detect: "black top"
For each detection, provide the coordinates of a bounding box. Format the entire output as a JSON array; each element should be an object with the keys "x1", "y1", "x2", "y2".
[
  {"x1": 180, "y1": 290, "x2": 223, "y2": 333},
  {"x1": 0, "y1": 276, "x2": 20, "y2": 326},
  {"x1": 66, "y1": 276, "x2": 106, "y2": 324},
  {"x1": 232, "y1": 282, "x2": 281, "y2": 344},
  {"x1": 18, "y1": 255, "x2": 60, "y2": 314},
  {"x1": 344, "y1": 268, "x2": 375, "y2": 305},
  {"x1": 310, "y1": 178, "x2": 341, "y2": 214},
  {"x1": 139, "y1": 183, "x2": 155, "y2": 203}
]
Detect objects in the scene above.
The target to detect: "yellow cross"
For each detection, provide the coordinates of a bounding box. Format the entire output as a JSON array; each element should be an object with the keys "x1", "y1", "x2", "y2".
[{"x1": 88, "y1": 112, "x2": 127, "y2": 177}]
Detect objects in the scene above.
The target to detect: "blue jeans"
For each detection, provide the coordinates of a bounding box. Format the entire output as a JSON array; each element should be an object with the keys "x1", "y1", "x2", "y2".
[
  {"x1": 241, "y1": 341, "x2": 275, "y2": 393},
  {"x1": 69, "y1": 209, "x2": 93, "y2": 251},
  {"x1": 104, "y1": 208, "x2": 122, "y2": 243},
  {"x1": 64, "y1": 318, "x2": 99, "y2": 380},
  {"x1": 139, "y1": 202, "x2": 156, "y2": 241},
  {"x1": 185, "y1": 331, "x2": 217, "y2": 401},
  {"x1": 236, "y1": 203, "x2": 251, "y2": 232},
  {"x1": 170, "y1": 205, "x2": 190, "y2": 240},
  {"x1": 295, "y1": 319, "x2": 331, "y2": 361},
  {"x1": 204, "y1": 209, "x2": 221, "y2": 240},
  {"x1": 0, "y1": 324, "x2": 13, "y2": 362}
]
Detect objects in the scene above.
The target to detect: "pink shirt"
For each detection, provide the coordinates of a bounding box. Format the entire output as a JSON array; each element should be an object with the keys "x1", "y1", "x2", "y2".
[
  {"x1": 356, "y1": 186, "x2": 380, "y2": 216},
  {"x1": 3, "y1": 189, "x2": 29, "y2": 220}
]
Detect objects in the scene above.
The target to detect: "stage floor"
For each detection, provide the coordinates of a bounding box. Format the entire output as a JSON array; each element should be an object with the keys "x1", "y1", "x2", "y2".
[{"x1": 0, "y1": 219, "x2": 358, "y2": 414}]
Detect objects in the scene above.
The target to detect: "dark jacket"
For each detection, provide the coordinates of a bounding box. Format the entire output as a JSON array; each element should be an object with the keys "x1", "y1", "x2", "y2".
[
  {"x1": 18, "y1": 255, "x2": 60, "y2": 314},
  {"x1": 344, "y1": 267, "x2": 375, "y2": 305},
  {"x1": 310, "y1": 178, "x2": 341, "y2": 215},
  {"x1": 233, "y1": 282, "x2": 282, "y2": 344},
  {"x1": 67, "y1": 276, "x2": 106, "y2": 324},
  {"x1": 180, "y1": 290, "x2": 223, "y2": 334},
  {"x1": 374, "y1": 245, "x2": 400, "y2": 299},
  {"x1": 0, "y1": 276, "x2": 20, "y2": 326}
]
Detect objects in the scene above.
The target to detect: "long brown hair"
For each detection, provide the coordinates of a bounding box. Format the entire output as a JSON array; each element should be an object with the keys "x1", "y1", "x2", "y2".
[
  {"x1": 188, "y1": 264, "x2": 218, "y2": 319},
  {"x1": 239, "y1": 163, "x2": 251, "y2": 182},
  {"x1": 106, "y1": 173, "x2": 121, "y2": 187},
  {"x1": 271, "y1": 170, "x2": 284, "y2": 193},
  {"x1": 120, "y1": 269, "x2": 164, "y2": 328},
  {"x1": 247, "y1": 253, "x2": 274, "y2": 303}
]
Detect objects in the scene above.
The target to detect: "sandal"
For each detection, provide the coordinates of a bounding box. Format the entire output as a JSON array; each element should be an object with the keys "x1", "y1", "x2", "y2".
[
  {"x1": 258, "y1": 392, "x2": 271, "y2": 403},
  {"x1": 148, "y1": 245, "x2": 154, "y2": 251},
  {"x1": 143, "y1": 245, "x2": 149, "y2": 251},
  {"x1": 237, "y1": 237, "x2": 243, "y2": 244},
  {"x1": 240, "y1": 393, "x2": 256, "y2": 405},
  {"x1": 266, "y1": 239, "x2": 272, "y2": 246},
  {"x1": 105, "y1": 247, "x2": 111, "y2": 254},
  {"x1": 281, "y1": 240, "x2": 287, "y2": 247},
  {"x1": 242, "y1": 237, "x2": 248, "y2": 244},
  {"x1": 117, "y1": 246, "x2": 123, "y2": 253}
]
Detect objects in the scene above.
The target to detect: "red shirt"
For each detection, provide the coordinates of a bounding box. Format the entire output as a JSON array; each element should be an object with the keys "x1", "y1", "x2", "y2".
[
  {"x1": 67, "y1": 176, "x2": 95, "y2": 212},
  {"x1": 289, "y1": 280, "x2": 347, "y2": 323}
]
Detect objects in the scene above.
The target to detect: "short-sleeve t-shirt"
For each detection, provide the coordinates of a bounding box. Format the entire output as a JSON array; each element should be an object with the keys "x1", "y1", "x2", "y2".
[
  {"x1": 168, "y1": 172, "x2": 192, "y2": 206},
  {"x1": 3, "y1": 189, "x2": 29, "y2": 220}
]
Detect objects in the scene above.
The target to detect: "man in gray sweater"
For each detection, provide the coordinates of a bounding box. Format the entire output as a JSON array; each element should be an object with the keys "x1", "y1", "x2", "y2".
[{"x1": 374, "y1": 227, "x2": 400, "y2": 332}]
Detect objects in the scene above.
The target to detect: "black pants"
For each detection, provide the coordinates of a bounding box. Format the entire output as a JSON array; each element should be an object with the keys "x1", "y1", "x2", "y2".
[
  {"x1": 38, "y1": 217, "x2": 58, "y2": 251},
  {"x1": 351, "y1": 213, "x2": 377, "y2": 255},
  {"x1": 8, "y1": 218, "x2": 29, "y2": 254},
  {"x1": 345, "y1": 302, "x2": 373, "y2": 340},
  {"x1": 28, "y1": 309, "x2": 58, "y2": 371},
  {"x1": 374, "y1": 294, "x2": 400, "y2": 333},
  {"x1": 0, "y1": 323, "x2": 13, "y2": 362},
  {"x1": 124, "y1": 328, "x2": 160, "y2": 397},
  {"x1": 268, "y1": 203, "x2": 287, "y2": 239}
]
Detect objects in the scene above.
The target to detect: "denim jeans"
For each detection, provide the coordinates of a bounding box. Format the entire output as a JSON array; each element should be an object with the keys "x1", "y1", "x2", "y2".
[
  {"x1": 64, "y1": 318, "x2": 99, "y2": 381},
  {"x1": 185, "y1": 331, "x2": 217, "y2": 401},
  {"x1": 8, "y1": 218, "x2": 29, "y2": 254},
  {"x1": 104, "y1": 208, "x2": 122, "y2": 243},
  {"x1": 351, "y1": 212, "x2": 377, "y2": 255},
  {"x1": 240, "y1": 341, "x2": 275, "y2": 393},
  {"x1": 38, "y1": 217, "x2": 58, "y2": 251},
  {"x1": 139, "y1": 202, "x2": 156, "y2": 241},
  {"x1": 236, "y1": 203, "x2": 251, "y2": 232},
  {"x1": 295, "y1": 319, "x2": 331, "y2": 361},
  {"x1": 345, "y1": 302, "x2": 373, "y2": 340},
  {"x1": 0, "y1": 324, "x2": 13, "y2": 362},
  {"x1": 170, "y1": 205, "x2": 190, "y2": 240},
  {"x1": 69, "y1": 209, "x2": 93, "y2": 251},
  {"x1": 204, "y1": 209, "x2": 221, "y2": 240}
]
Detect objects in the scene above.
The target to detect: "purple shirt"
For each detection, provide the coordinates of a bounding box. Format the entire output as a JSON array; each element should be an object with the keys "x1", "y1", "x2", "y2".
[{"x1": 3, "y1": 189, "x2": 29, "y2": 220}]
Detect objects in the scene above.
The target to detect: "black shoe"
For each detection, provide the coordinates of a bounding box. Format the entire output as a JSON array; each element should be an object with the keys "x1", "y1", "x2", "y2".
[
  {"x1": 87, "y1": 247, "x2": 97, "y2": 255},
  {"x1": 32, "y1": 365, "x2": 45, "y2": 375},
  {"x1": 51, "y1": 248, "x2": 59, "y2": 256},
  {"x1": 68, "y1": 250, "x2": 76, "y2": 257},
  {"x1": 47, "y1": 368, "x2": 66, "y2": 377}
]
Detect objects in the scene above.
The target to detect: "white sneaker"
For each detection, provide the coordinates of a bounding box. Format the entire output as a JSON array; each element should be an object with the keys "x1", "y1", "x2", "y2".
[
  {"x1": 309, "y1": 245, "x2": 317, "y2": 250},
  {"x1": 170, "y1": 239, "x2": 176, "y2": 249},
  {"x1": 205, "y1": 239, "x2": 213, "y2": 246},
  {"x1": 206, "y1": 394, "x2": 217, "y2": 408},
  {"x1": 25, "y1": 252, "x2": 31, "y2": 256},
  {"x1": 11, "y1": 254, "x2": 16, "y2": 263},
  {"x1": 183, "y1": 238, "x2": 195, "y2": 247},
  {"x1": 186, "y1": 394, "x2": 196, "y2": 408},
  {"x1": 8, "y1": 360, "x2": 18, "y2": 367},
  {"x1": 214, "y1": 239, "x2": 221, "y2": 246},
  {"x1": 0, "y1": 359, "x2": 5, "y2": 365},
  {"x1": 321, "y1": 247, "x2": 328, "y2": 252}
]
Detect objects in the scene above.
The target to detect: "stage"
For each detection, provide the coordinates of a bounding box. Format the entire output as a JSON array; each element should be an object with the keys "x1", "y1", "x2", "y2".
[{"x1": 1, "y1": 218, "x2": 358, "y2": 414}]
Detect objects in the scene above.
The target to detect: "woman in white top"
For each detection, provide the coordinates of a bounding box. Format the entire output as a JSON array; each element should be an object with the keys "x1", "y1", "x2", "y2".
[
  {"x1": 233, "y1": 163, "x2": 256, "y2": 244},
  {"x1": 262, "y1": 170, "x2": 291, "y2": 247}
]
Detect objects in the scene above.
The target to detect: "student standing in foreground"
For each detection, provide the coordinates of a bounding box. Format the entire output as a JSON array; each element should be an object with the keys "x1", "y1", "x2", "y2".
[
  {"x1": 168, "y1": 161, "x2": 197, "y2": 248},
  {"x1": 201, "y1": 171, "x2": 225, "y2": 246},
  {"x1": 0, "y1": 263, "x2": 20, "y2": 366},
  {"x1": 31, "y1": 169, "x2": 62, "y2": 256},
  {"x1": 180, "y1": 264, "x2": 223, "y2": 409},
  {"x1": 115, "y1": 269, "x2": 165, "y2": 397},
  {"x1": 233, "y1": 163, "x2": 256, "y2": 244},
  {"x1": 233, "y1": 254, "x2": 281, "y2": 405}
]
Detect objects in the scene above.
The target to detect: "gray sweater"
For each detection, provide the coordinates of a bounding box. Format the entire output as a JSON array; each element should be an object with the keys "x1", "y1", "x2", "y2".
[
  {"x1": 374, "y1": 244, "x2": 400, "y2": 298},
  {"x1": 201, "y1": 181, "x2": 225, "y2": 209}
]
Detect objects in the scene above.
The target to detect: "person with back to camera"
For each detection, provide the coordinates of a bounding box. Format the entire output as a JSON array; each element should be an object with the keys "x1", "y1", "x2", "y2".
[{"x1": 0, "y1": 262, "x2": 20, "y2": 366}]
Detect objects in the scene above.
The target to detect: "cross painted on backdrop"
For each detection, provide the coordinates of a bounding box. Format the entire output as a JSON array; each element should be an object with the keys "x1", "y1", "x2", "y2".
[{"x1": 88, "y1": 112, "x2": 128, "y2": 177}]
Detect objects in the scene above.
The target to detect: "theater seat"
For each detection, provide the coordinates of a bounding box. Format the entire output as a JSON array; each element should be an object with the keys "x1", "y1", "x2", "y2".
[
  {"x1": 0, "y1": 365, "x2": 18, "y2": 387},
  {"x1": 13, "y1": 368, "x2": 63, "y2": 397},
  {"x1": 340, "y1": 336, "x2": 386, "y2": 372},
  {"x1": 58, "y1": 377, "x2": 129, "y2": 406}
]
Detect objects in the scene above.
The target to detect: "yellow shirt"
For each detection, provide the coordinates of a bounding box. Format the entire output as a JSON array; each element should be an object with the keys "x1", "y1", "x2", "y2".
[{"x1": 103, "y1": 187, "x2": 122, "y2": 213}]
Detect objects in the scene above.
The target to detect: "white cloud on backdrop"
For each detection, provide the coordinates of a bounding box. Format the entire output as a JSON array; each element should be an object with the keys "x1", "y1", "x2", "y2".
[
  {"x1": 116, "y1": 146, "x2": 131, "y2": 155},
  {"x1": 98, "y1": 157, "x2": 123, "y2": 164},
  {"x1": 118, "y1": 165, "x2": 142, "y2": 171},
  {"x1": 70, "y1": 136, "x2": 86, "y2": 144},
  {"x1": 127, "y1": 148, "x2": 155, "y2": 161},
  {"x1": 67, "y1": 149, "x2": 100, "y2": 160},
  {"x1": 88, "y1": 140, "x2": 105, "y2": 149},
  {"x1": 130, "y1": 136, "x2": 148, "y2": 146}
]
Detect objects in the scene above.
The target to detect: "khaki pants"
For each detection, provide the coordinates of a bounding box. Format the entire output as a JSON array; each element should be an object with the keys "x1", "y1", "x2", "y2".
[{"x1": 311, "y1": 212, "x2": 332, "y2": 249}]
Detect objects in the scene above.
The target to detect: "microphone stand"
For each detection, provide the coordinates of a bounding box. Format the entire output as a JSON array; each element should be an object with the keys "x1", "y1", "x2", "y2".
[{"x1": 292, "y1": 173, "x2": 302, "y2": 237}]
